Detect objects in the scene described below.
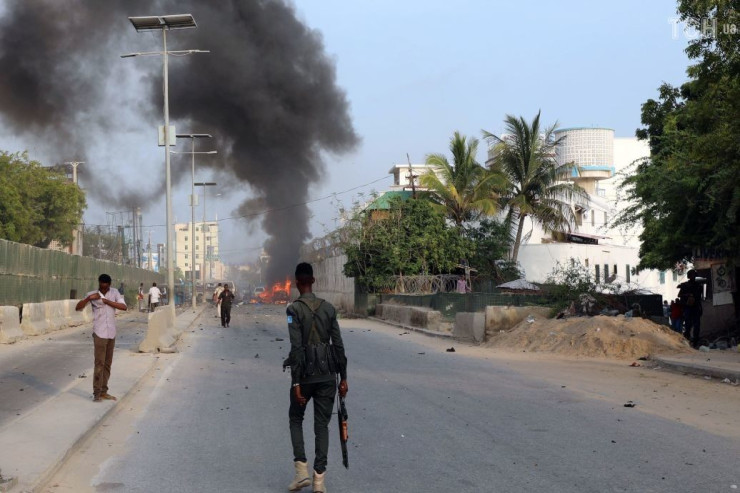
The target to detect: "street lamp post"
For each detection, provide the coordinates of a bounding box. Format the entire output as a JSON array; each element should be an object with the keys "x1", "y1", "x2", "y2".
[
  {"x1": 174, "y1": 134, "x2": 214, "y2": 309},
  {"x1": 194, "y1": 182, "x2": 217, "y2": 303},
  {"x1": 123, "y1": 14, "x2": 206, "y2": 315}
]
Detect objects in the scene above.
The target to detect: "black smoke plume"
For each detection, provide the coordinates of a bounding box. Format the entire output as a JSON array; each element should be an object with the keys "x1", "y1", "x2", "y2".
[{"x1": 0, "y1": 0, "x2": 359, "y2": 283}]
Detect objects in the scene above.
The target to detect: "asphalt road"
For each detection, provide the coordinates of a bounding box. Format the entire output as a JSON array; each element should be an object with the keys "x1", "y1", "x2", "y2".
[
  {"x1": 90, "y1": 304, "x2": 739, "y2": 492},
  {"x1": 0, "y1": 313, "x2": 148, "y2": 427}
]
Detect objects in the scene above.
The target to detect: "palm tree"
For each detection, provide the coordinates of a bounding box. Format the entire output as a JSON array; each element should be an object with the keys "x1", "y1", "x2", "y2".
[
  {"x1": 483, "y1": 111, "x2": 587, "y2": 263},
  {"x1": 420, "y1": 131, "x2": 500, "y2": 230}
]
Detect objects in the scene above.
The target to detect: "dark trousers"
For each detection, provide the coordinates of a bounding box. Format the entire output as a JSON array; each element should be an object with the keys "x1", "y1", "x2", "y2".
[
  {"x1": 221, "y1": 306, "x2": 231, "y2": 326},
  {"x1": 93, "y1": 334, "x2": 115, "y2": 397},
  {"x1": 683, "y1": 308, "x2": 701, "y2": 346},
  {"x1": 289, "y1": 380, "x2": 336, "y2": 473}
]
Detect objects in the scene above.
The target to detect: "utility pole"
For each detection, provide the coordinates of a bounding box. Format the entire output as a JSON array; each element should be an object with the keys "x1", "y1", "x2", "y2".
[
  {"x1": 406, "y1": 153, "x2": 418, "y2": 199},
  {"x1": 147, "y1": 230, "x2": 153, "y2": 271}
]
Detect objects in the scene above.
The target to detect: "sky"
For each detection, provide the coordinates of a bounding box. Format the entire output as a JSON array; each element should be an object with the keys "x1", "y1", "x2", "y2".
[{"x1": 1, "y1": 0, "x2": 694, "y2": 266}]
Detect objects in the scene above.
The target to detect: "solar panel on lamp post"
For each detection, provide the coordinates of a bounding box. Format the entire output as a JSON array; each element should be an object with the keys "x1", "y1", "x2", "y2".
[{"x1": 122, "y1": 14, "x2": 206, "y2": 314}]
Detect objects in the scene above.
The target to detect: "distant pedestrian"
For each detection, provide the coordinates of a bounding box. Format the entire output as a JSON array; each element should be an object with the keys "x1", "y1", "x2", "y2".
[
  {"x1": 670, "y1": 298, "x2": 683, "y2": 333},
  {"x1": 138, "y1": 283, "x2": 145, "y2": 312},
  {"x1": 678, "y1": 269, "x2": 703, "y2": 348},
  {"x1": 218, "y1": 284, "x2": 235, "y2": 327},
  {"x1": 149, "y1": 282, "x2": 162, "y2": 311},
  {"x1": 662, "y1": 300, "x2": 669, "y2": 323},
  {"x1": 285, "y1": 262, "x2": 348, "y2": 493},
  {"x1": 213, "y1": 283, "x2": 224, "y2": 319},
  {"x1": 75, "y1": 274, "x2": 127, "y2": 402}
]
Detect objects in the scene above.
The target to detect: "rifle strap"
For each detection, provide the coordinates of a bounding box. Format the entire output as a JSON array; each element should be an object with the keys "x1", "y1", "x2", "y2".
[{"x1": 293, "y1": 298, "x2": 325, "y2": 346}]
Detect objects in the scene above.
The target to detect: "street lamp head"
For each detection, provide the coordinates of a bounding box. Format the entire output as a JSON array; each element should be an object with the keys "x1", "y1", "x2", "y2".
[
  {"x1": 128, "y1": 14, "x2": 197, "y2": 32},
  {"x1": 176, "y1": 134, "x2": 212, "y2": 139}
]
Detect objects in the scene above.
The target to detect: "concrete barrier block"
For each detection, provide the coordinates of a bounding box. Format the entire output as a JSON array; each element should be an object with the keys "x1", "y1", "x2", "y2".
[
  {"x1": 45, "y1": 300, "x2": 69, "y2": 332},
  {"x1": 376, "y1": 304, "x2": 443, "y2": 332},
  {"x1": 0, "y1": 306, "x2": 24, "y2": 344},
  {"x1": 453, "y1": 312, "x2": 486, "y2": 342},
  {"x1": 138, "y1": 306, "x2": 177, "y2": 353},
  {"x1": 20, "y1": 303, "x2": 51, "y2": 336},
  {"x1": 66, "y1": 300, "x2": 89, "y2": 327},
  {"x1": 484, "y1": 305, "x2": 551, "y2": 339}
]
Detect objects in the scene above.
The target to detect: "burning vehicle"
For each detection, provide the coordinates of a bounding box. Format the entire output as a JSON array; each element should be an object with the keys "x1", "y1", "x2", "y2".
[{"x1": 257, "y1": 280, "x2": 292, "y2": 304}]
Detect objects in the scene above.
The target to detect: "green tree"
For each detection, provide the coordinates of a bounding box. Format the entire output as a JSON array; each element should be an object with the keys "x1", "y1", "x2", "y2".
[
  {"x1": 614, "y1": 1, "x2": 740, "y2": 268},
  {"x1": 420, "y1": 132, "x2": 500, "y2": 230},
  {"x1": 464, "y1": 218, "x2": 521, "y2": 283},
  {"x1": 343, "y1": 197, "x2": 472, "y2": 292},
  {"x1": 483, "y1": 112, "x2": 586, "y2": 262},
  {"x1": 0, "y1": 152, "x2": 86, "y2": 247}
]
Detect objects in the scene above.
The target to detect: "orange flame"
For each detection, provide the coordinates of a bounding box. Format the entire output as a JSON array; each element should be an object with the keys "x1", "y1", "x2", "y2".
[{"x1": 258, "y1": 279, "x2": 292, "y2": 304}]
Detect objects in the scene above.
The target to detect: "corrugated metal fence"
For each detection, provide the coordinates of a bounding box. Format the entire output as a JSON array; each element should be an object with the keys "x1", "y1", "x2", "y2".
[{"x1": 0, "y1": 239, "x2": 164, "y2": 307}]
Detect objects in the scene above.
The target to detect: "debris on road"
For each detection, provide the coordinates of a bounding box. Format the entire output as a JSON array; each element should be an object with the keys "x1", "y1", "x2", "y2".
[
  {"x1": 629, "y1": 362, "x2": 642, "y2": 367},
  {"x1": 446, "y1": 347, "x2": 456, "y2": 353},
  {"x1": 624, "y1": 401, "x2": 636, "y2": 408}
]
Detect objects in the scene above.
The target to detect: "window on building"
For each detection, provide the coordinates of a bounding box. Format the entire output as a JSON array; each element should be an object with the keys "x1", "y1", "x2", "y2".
[
  {"x1": 604, "y1": 264, "x2": 609, "y2": 283},
  {"x1": 595, "y1": 265, "x2": 600, "y2": 282},
  {"x1": 626, "y1": 264, "x2": 631, "y2": 283},
  {"x1": 207, "y1": 236, "x2": 211, "y2": 242},
  {"x1": 659, "y1": 271, "x2": 666, "y2": 284},
  {"x1": 597, "y1": 188, "x2": 606, "y2": 197},
  {"x1": 184, "y1": 254, "x2": 188, "y2": 259},
  {"x1": 585, "y1": 258, "x2": 589, "y2": 267},
  {"x1": 184, "y1": 236, "x2": 188, "y2": 242},
  {"x1": 603, "y1": 211, "x2": 608, "y2": 226},
  {"x1": 672, "y1": 270, "x2": 678, "y2": 282},
  {"x1": 185, "y1": 245, "x2": 188, "y2": 250},
  {"x1": 591, "y1": 210, "x2": 595, "y2": 227},
  {"x1": 613, "y1": 264, "x2": 617, "y2": 276},
  {"x1": 196, "y1": 254, "x2": 200, "y2": 260},
  {"x1": 185, "y1": 262, "x2": 188, "y2": 267}
]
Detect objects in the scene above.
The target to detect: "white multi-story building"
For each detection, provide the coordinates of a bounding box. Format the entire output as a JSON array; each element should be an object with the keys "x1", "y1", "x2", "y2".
[
  {"x1": 175, "y1": 221, "x2": 227, "y2": 282},
  {"x1": 388, "y1": 163, "x2": 442, "y2": 191},
  {"x1": 506, "y1": 127, "x2": 686, "y2": 300}
]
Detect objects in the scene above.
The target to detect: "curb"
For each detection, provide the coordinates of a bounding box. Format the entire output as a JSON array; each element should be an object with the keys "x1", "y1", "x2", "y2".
[
  {"x1": 368, "y1": 316, "x2": 454, "y2": 339},
  {"x1": 31, "y1": 355, "x2": 162, "y2": 493},
  {"x1": 20, "y1": 307, "x2": 206, "y2": 493},
  {"x1": 651, "y1": 356, "x2": 740, "y2": 381}
]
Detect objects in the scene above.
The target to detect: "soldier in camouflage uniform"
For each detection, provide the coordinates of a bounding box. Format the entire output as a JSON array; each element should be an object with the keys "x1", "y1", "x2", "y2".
[{"x1": 286, "y1": 262, "x2": 348, "y2": 493}]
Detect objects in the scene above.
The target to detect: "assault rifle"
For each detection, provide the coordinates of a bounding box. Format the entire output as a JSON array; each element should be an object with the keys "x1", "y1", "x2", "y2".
[{"x1": 336, "y1": 375, "x2": 349, "y2": 468}]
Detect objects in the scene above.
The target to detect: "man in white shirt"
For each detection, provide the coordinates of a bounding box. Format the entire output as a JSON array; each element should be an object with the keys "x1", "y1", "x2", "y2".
[
  {"x1": 213, "y1": 283, "x2": 224, "y2": 318},
  {"x1": 149, "y1": 282, "x2": 162, "y2": 312},
  {"x1": 75, "y1": 273, "x2": 127, "y2": 402}
]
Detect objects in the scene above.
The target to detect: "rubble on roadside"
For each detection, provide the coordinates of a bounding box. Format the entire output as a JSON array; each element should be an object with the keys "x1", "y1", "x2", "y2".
[{"x1": 488, "y1": 315, "x2": 692, "y2": 359}]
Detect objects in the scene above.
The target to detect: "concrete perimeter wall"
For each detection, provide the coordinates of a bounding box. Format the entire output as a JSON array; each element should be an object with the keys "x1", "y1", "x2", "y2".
[
  {"x1": 311, "y1": 255, "x2": 355, "y2": 314},
  {"x1": 0, "y1": 238, "x2": 163, "y2": 308}
]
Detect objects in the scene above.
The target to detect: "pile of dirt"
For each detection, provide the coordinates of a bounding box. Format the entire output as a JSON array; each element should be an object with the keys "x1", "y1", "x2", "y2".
[{"x1": 488, "y1": 315, "x2": 693, "y2": 359}]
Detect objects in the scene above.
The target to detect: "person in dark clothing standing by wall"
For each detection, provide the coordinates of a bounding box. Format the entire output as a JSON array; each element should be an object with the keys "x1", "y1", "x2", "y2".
[
  {"x1": 218, "y1": 284, "x2": 235, "y2": 327},
  {"x1": 285, "y1": 262, "x2": 348, "y2": 493},
  {"x1": 678, "y1": 269, "x2": 704, "y2": 348}
]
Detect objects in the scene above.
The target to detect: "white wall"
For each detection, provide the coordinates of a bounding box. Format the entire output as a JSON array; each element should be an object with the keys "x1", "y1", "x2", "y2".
[{"x1": 517, "y1": 240, "x2": 684, "y2": 301}]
